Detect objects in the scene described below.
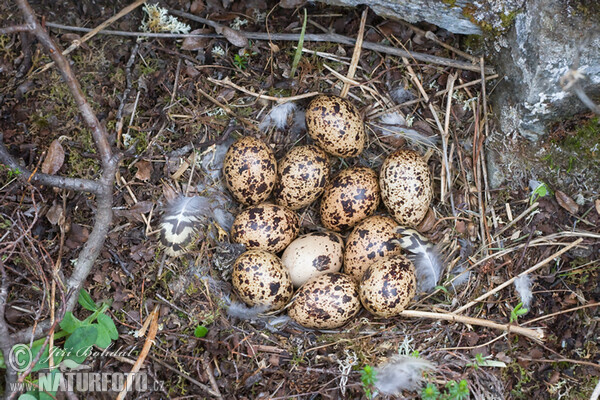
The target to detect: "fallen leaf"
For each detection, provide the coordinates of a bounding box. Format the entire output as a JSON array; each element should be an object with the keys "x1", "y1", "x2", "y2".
[
  {"x1": 135, "y1": 160, "x2": 152, "y2": 181},
  {"x1": 555, "y1": 190, "x2": 579, "y2": 214},
  {"x1": 416, "y1": 208, "x2": 436, "y2": 232},
  {"x1": 190, "y1": 0, "x2": 205, "y2": 14},
  {"x1": 41, "y1": 139, "x2": 64, "y2": 174},
  {"x1": 46, "y1": 202, "x2": 64, "y2": 226},
  {"x1": 595, "y1": 199, "x2": 600, "y2": 215},
  {"x1": 215, "y1": 26, "x2": 248, "y2": 47},
  {"x1": 66, "y1": 223, "x2": 89, "y2": 249},
  {"x1": 181, "y1": 29, "x2": 212, "y2": 50}
]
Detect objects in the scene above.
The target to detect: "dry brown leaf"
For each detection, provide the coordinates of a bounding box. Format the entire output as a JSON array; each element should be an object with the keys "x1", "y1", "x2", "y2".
[
  {"x1": 135, "y1": 160, "x2": 152, "y2": 181},
  {"x1": 216, "y1": 26, "x2": 248, "y2": 47},
  {"x1": 41, "y1": 139, "x2": 65, "y2": 175},
  {"x1": 181, "y1": 29, "x2": 212, "y2": 50},
  {"x1": 190, "y1": 0, "x2": 205, "y2": 14},
  {"x1": 417, "y1": 208, "x2": 436, "y2": 232},
  {"x1": 46, "y1": 202, "x2": 65, "y2": 226},
  {"x1": 595, "y1": 199, "x2": 600, "y2": 215},
  {"x1": 555, "y1": 190, "x2": 579, "y2": 214}
]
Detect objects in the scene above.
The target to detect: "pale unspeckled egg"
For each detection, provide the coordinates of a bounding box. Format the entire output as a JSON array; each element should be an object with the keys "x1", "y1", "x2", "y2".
[
  {"x1": 281, "y1": 231, "x2": 344, "y2": 287},
  {"x1": 232, "y1": 250, "x2": 293, "y2": 311},
  {"x1": 273, "y1": 145, "x2": 330, "y2": 210},
  {"x1": 320, "y1": 166, "x2": 380, "y2": 232},
  {"x1": 223, "y1": 136, "x2": 277, "y2": 206},
  {"x1": 344, "y1": 216, "x2": 403, "y2": 281},
  {"x1": 380, "y1": 149, "x2": 432, "y2": 227},
  {"x1": 231, "y1": 203, "x2": 299, "y2": 253},
  {"x1": 359, "y1": 254, "x2": 416, "y2": 318},
  {"x1": 288, "y1": 272, "x2": 361, "y2": 329},
  {"x1": 305, "y1": 95, "x2": 365, "y2": 158}
]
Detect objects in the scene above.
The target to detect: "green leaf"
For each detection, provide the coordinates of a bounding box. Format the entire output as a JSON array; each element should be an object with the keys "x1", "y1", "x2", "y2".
[
  {"x1": 29, "y1": 343, "x2": 63, "y2": 373},
  {"x1": 64, "y1": 325, "x2": 97, "y2": 364},
  {"x1": 194, "y1": 325, "x2": 209, "y2": 338},
  {"x1": 97, "y1": 313, "x2": 119, "y2": 340},
  {"x1": 60, "y1": 359, "x2": 82, "y2": 370},
  {"x1": 18, "y1": 395, "x2": 38, "y2": 400},
  {"x1": 94, "y1": 323, "x2": 112, "y2": 349},
  {"x1": 289, "y1": 8, "x2": 307, "y2": 78},
  {"x1": 59, "y1": 312, "x2": 83, "y2": 334},
  {"x1": 78, "y1": 289, "x2": 98, "y2": 311}
]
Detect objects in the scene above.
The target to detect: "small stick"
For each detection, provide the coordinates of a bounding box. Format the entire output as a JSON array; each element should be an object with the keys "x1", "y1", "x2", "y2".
[
  {"x1": 399, "y1": 310, "x2": 544, "y2": 341},
  {"x1": 493, "y1": 202, "x2": 539, "y2": 238},
  {"x1": 441, "y1": 74, "x2": 457, "y2": 215},
  {"x1": 523, "y1": 301, "x2": 600, "y2": 326},
  {"x1": 38, "y1": 0, "x2": 147, "y2": 74},
  {"x1": 207, "y1": 77, "x2": 319, "y2": 103},
  {"x1": 195, "y1": 84, "x2": 258, "y2": 131},
  {"x1": 116, "y1": 305, "x2": 160, "y2": 400},
  {"x1": 454, "y1": 238, "x2": 584, "y2": 314},
  {"x1": 340, "y1": 9, "x2": 367, "y2": 98}
]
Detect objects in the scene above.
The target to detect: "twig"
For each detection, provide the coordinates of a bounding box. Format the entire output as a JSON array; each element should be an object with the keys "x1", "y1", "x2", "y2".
[
  {"x1": 0, "y1": 25, "x2": 33, "y2": 34},
  {"x1": 340, "y1": 8, "x2": 367, "y2": 98},
  {"x1": 38, "y1": 0, "x2": 147, "y2": 74},
  {"x1": 149, "y1": 355, "x2": 222, "y2": 398},
  {"x1": 195, "y1": 84, "x2": 258, "y2": 131},
  {"x1": 441, "y1": 74, "x2": 457, "y2": 215},
  {"x1": 523, "y1": 301, "x2": 600, "y2": 326},
  {"x1": 493, "y1": 202, "x2": 539, "y2": 238},
  {"x1": 399, "y1": 310, "x2": 544, "y2": 341},
  {"x1": 116, "y1": 305, "x2": 160, "y2": 400},
  {"x1": 0, "y1": 261, "x2": 16, "y2": 391},
  {"x1": 169, "y1": 9, "x2": 493, "y2": 74},
  {"x1": 454, "y1": 238, "x2": 584, "y2": 314},
  {"x1": 207, "y1": 77, "x2": 320, "y2": 103}
]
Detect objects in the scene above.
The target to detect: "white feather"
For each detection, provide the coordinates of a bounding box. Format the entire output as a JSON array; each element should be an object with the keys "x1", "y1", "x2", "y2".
[
  {"x1": 390, "y1": 86, "x2": 416, "y2": 104},
  {"x1": 227, "y1": 302, "x2": 270, "y2": 320},
  {"x1": 374, "y1": 355, "x2": 434, "y2": 395},
  {"x1": 259, "y1": 102, "x2": 296, "y2": 130},
  {"x1": 291, "y1": 108, "x2": 306, "y2": 134},
  {"x1": 377, "y1": 112, "x2": 438, "y2": 147},
  {"x1": 395, "y1": 228, "x2": 444, "y2": 292},
  {"x1": 514, "y1": 274, "x2": 534, "y2": 308}
]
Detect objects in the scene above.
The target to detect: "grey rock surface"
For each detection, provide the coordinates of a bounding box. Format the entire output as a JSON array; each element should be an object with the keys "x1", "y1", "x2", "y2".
[
  {"x1": 315, "y1": 0, "x2": 482, "y2": 35},
  {"x1": 491, "y1": 0, "x2": 600, "y2": 140}
]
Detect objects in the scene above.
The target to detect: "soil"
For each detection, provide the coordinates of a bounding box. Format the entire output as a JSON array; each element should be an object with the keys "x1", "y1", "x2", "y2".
[{"x1": 0, "y1": 1, "x2": 599, "y2": 399}]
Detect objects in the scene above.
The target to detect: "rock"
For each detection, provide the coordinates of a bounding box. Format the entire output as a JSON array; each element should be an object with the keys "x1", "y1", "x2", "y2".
[
  {"x1": 315, "y1": 0, "x2": 482, "y2": 35},
  {"x1": 492, "y1": 0, "x2": 600, "y2": 140}
]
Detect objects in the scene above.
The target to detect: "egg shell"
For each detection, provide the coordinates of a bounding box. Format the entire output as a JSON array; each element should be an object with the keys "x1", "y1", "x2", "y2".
[
  {"x1": 288, "y1": 272, "x2": 361, "y2": 329},
  {"x1": 344, "y1": 216, "x2": 403, "y2": 281},
  {"x1": 273, "y1": 145, "x2": 330, "y2": 210},
  {"x1": 380, "y1": 149, "x2": 432, "y2": 227},
  {"x1": 281, "y1": 231, "x2": 344, "y2": 287},
  {"x1": 232, "y1": 250, "x2": 293, "y2": 311},
  {"x1": 223, "y1": 136, "x2": 277, "y2": 206},
  {"x1": 359, "y1": 254, "x2": 416, "y2": 318},
  {"x1": 320, "y1": 166, "x2": 380, "y2": 232},
  {"x1": 231, "y1": 203, "x2": 299, "y2": 253},
  {"x1": 305, "y1": 95, "x2": 365, "y2": 158}
]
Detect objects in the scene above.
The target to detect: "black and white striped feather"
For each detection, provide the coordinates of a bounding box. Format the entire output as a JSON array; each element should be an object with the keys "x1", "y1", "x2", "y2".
[
  {"x1": 160, "y1": 196, "x2": 208, "y2": 256},
  {"x1": 394, "y1": 227, "x2": 444, "y2": 292}
]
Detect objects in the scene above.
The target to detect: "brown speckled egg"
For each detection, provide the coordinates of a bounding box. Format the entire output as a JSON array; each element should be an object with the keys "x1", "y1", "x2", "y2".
[
  {"x1": 344, "y1": 216, "x2": 403, "y2": 281},
  {"x1": 320, "y1": 166, "x2": 380, "y2": 232},
  {"x1": 359, "y1": 254, "x2": 416, "y2": 318},
  {"x1": 281, "y1": 231, "x2": 344, "y2": 287},
  {"x1": 288, "y1": 272, "x2": 361, "y2": 329},
  {"x1": 273, "y1": 145, "x2": 330, "y2": 210},
  {"x1": 305, "y1": 95, "x2": 365, "y2": 158},
  {"x1": 223, "y1": 136, "x2": 277, "y2": 206},
  {"x1": 232, "y1": 250, "x2": 293, "y2": 311},
  {"x1": 231, "y1": 203, "x2": 299, "y2": 253},
  {"x1": 380, "y1": 149, "x2": 432, "y2": 227}
]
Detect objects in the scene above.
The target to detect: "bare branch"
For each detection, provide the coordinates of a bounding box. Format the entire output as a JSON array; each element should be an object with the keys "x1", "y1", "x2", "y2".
[
  {"x1": 0, "y1": 135, "x2": 102, "y2": 194},
  {"x1": 0, "y1": 24, "x2": 33, "y2": 34},
  {"x1": 0, "y1": 262, "x2": 17, "y2": 392}
]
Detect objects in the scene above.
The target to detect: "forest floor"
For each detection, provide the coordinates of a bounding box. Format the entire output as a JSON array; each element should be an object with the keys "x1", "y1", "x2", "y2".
[{"x1": 0, "y1": 0, "x2": 599, "y2": 399}]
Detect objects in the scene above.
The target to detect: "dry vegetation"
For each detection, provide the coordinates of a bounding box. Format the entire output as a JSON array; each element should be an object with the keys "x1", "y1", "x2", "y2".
[{"x1": 0, "y1": 0, "x2": 599, "y2": 399}]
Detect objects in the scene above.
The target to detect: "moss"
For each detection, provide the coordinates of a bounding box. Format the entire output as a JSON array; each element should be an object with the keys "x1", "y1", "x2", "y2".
[{"x1": 441, "y1": 0, "x2": 457, "y2": 7}]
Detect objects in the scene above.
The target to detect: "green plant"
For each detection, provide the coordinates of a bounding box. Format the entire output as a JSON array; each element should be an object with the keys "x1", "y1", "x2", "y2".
[
  {"x1": 529, "y1": 181, "x2": 551, "y2": 204},
  {"x1": 360, "y1": 364, "x2": 377, "y2": 399},
  {"x1": 289, "y1": 8, "x2": 307, "y2": 78},
  {"x1": 1, "y1": 290, "x2": 119, "y2": 400},
  {"x1": 194, "y1": 325, "x2": 208, "y2": 338},
  {"x1": 446, "y1": 379, "x2": 470, "y2": 400},
  {"x1": 422, "y1": 382, "x2": 441, "y2": 399},
  {"x1": 233, "y1": 53, "x2": 248, "y2": 70},
  {"x1": 510, "y1": 302, "x2": 529, "y2": 324}
]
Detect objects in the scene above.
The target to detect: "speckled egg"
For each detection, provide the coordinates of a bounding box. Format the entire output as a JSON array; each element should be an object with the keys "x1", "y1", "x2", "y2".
[
  {"x1": 273, "y1": 145, "x2": 330, "y2": 210},
  {"x1": 231, "y1": 203, "x2": 299, "y2": 253},
  {"x1": 344, "y1": 216, "x2": 403, "y2": 281},
  {"x1": 288, "y1": 272, "x2": 361, "y2": 329},
  {"x1": 359, "y1": 254, "x2": 416, "y2": 318},
  {"x1": 380, "y1": 149, "x2": 432, "y2": 227},
  {"x1": 232, "y1": 250, "x2": 293, "y2": 311},
  {"x1": 305, "y1": 95, "x2": 365, "y2": 158},
  {"x1": 320, "y1": 166, "x2": 380, "y2": 232},
  {"x1": 223, "y1": 136, "x2": 277, "y2": 206},
  {"x1": 281, "y1": 231, "x2": 344, "y2": 287}
]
